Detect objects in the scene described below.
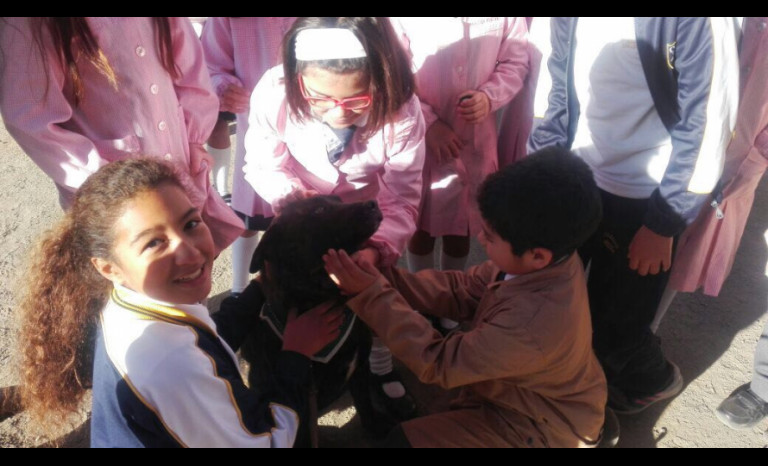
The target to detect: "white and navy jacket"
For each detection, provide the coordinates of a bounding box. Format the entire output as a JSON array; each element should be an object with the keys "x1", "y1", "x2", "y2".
[
  {"x1": 529, "y1": 17, "x2": 739, "y2": 237},
  {"x1": 90, "y1": 284, "x2": 308, "y2": 448}
]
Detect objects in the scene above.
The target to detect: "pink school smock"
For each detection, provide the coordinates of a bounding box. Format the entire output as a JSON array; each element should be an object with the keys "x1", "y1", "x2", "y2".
[
  {"x1": 393, "y1": 17, "x2": 529, "y2": 236},
  {"x1": 497, "y1": 17, "x2": 541, "y2": 167},
  {"x1": 242, "y1": 66, "x2": 426, "y2": 267},
  {"x1": 669, "y1": 17, "x2": 768, "y2": 296},
  {"x1": 0, "y1": 17, "x2": 243, "y2": 253},
  {"x1": 200, "y1": 17, "x2": 296, "y2": 220}
]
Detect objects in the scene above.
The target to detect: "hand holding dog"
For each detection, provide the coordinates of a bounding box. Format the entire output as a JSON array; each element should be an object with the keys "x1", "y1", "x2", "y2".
[
  {"x1": 324, "y1": 249, "x2": 381, "y2": 295},
  {"x1": 352, "y1": 247, "x2": 380, "y2": 269},
  {"x1": 282, "y1": 301, "x2": 345, "y2": 357}
]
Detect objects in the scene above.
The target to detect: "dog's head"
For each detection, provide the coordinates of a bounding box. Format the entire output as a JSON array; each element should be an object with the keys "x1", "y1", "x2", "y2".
[{"x1": 250, "y1": 195, "x2": 383, "y2": 313}]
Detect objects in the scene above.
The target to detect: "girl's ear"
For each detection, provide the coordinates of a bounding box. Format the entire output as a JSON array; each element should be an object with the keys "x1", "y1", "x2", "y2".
[{"x1": 91, "y1": 257, "x2": 124, "y2": 284}]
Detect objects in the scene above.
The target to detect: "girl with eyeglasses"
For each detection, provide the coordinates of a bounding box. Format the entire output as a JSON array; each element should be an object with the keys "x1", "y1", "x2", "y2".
[{"x1": 242, "y1": 17, "x2": 426, "y2": 435}]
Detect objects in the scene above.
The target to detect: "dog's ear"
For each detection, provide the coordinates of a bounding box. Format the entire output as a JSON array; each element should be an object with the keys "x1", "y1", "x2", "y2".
[{"x1": 250, "y1": 223, "x2": 281, "y2": 274}]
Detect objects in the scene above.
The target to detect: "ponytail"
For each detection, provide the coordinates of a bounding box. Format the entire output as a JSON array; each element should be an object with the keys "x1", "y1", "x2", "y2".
[{"x1": 18, "y1": 217, "x2": 108, "y2": 431}]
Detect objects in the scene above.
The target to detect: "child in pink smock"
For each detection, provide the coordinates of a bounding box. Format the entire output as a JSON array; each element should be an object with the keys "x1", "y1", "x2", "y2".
[
  {"x1": 664, "y1": 17, "x2": 768, "y2": 430},
  {"x1": 201, "y1": 17, "x2": 296, "y2": 295},
  {"x1": 0, "y1": 17, "x2": 242, "y2": 253},
  {"x1": 393, "y1": 17, "x2": 529, "y2": 331},
  {"x1": 243, "y1": 17, "x2": 426, "y2": 428}
]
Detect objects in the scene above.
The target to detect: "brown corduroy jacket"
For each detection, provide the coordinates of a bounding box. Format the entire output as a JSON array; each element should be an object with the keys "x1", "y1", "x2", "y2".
[{"x1": 347, "y1": 253, "x2": 607, "y2": 447}]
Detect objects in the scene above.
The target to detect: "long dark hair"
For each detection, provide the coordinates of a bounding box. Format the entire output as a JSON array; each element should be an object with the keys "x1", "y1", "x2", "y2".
[
  {"x1": 30, "y1": 17, "x2": 179, "y2": 106},
  {"x1": 17, "y1": 159, "x2": 183, "y2": 434},
  {"x1": 282, "y1": 17, "x2": 415, "y2": 141}
]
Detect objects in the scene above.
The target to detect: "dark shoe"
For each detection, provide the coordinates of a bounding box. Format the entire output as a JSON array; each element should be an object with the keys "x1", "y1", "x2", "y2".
[
  {"x1": 609, "y1": 362, "x2": 684, "y2": 415},
  {"x1": 221, "y1": 193, "x2": 232, "y2": 207},
  {"x1": 716, "y1": 383, "x2": 768, "y2": 430},
  {"x1": 597, "y1": 407, "x2": 620, "y2": 448},
  {"x1": 370, "y1": 371, "x2": 417, "y2": 422}
]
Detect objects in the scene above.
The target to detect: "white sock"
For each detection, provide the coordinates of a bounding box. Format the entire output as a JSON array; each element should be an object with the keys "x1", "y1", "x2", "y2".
[
  {"x1": 231, "y1": 233, "x2": 261, "y2": 294},
  {"x1": 406, "y1": 249, "x2": 435, "y2": 273},
  {"x1": 369, "y1": 337, "x2": 406, "y2": 398},
  {"x1": 439, "y1": 252, "x2": 467, "y2": 330},
  {"x1": 206, "y1": 145, "x2": 231, "y2": 197}
]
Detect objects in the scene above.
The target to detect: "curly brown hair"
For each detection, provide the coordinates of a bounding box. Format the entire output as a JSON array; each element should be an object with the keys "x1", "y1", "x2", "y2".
[{"x1": 17, "y1": 159, "x2": 183, "y2": 433}]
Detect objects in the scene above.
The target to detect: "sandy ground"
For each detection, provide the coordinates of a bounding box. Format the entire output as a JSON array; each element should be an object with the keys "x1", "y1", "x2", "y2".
[{"x1": 1, "y1": 122, "x2": 767, "y2": 448}]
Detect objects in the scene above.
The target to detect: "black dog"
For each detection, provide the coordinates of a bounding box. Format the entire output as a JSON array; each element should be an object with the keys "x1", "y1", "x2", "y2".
[{"x1": 220, "y1": 195, "x2": 410, "y2": 446}]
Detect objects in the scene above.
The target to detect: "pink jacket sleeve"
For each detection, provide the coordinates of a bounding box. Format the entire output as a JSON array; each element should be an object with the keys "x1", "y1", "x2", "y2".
[
  {"x1": 368, "y1": 96, "x2": 426, "y2": 266},
  {"x1": 199, "y1": 17, "x2": 245, "y2": 98},
  {"x1": 477, "y1": 17, "x2": 530, "y2": 113},
  {"x1": 0, "y1": 18, "x2": 107, "y2": 194},
  {"x1": 170, "y1": 17, "x2": 219, "y2": 148},
  {"x1": 389, "y1": 18, "x2": 440, "y2": 130},
  {"x1": 242, "y1": 67, "x2": 299, "y2": 203}
]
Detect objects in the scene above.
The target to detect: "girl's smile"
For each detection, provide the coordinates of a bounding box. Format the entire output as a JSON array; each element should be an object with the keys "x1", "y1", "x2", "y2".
[{"x1": 93, "y1": 183, "x2": 215, "y2": 305}]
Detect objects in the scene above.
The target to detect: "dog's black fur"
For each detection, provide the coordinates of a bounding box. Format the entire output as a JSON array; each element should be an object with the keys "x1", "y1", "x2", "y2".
[{"x1": 220, "y1": 195, "x2": 394, "y2": 445}]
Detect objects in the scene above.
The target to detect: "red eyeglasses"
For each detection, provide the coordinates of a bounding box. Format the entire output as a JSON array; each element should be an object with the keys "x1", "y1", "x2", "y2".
[{"x1": 298, "y1": 77, "x2": 372, "y2": 111}]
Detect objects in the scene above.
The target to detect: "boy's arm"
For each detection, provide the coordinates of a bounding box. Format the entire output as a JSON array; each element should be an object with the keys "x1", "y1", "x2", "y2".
[
  {"x1": 380, "y1": 262, "x2": 495, "y2": 322},
  {"x1": 346, "y1": 275, "x2": 542, "y2": 390}
]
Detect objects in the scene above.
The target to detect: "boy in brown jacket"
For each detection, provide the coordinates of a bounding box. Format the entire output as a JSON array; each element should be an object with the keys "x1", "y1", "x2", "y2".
[{"x1": 324, "y1": 147, "x2": 607, "y2": 447}]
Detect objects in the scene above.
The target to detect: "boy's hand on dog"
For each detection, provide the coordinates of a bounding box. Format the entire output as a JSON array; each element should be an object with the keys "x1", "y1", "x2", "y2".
[
  {"x1": 426, "y1": 120, "x2": 464, "y2": 165},
  {"x1": 282, "y1": 302, "x2": 345, "y2": 358},
  {"x1": 324, "y1": 249, "x2": 381, "y2": 295},
  {"x1": 352, "y1": 247, "x2": 380, "y2": 269}
]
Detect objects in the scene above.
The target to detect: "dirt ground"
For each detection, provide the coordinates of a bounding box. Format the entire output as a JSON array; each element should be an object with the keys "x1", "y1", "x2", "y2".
[{"x1": 1, "y1": 122, "x2": 767, "y2": 448}]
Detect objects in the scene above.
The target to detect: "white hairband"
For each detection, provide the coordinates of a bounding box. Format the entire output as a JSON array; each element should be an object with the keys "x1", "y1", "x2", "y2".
[{"x1": 295, "y1": 28, "x2": 367, "y2": 61}]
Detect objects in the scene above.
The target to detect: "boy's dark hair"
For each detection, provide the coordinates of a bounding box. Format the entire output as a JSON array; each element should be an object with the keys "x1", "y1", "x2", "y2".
[{"x1": 478, "y1": 146, "x2": 602, "y2": 260}]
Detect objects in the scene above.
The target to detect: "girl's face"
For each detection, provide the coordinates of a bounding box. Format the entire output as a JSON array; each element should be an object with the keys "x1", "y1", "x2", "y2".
[
  {"x1": 93, "y1": 184, "x2": 215, "y2": 305},
  {"x1": 300, "y1": 66, "x2": 371, "y2": 129}
]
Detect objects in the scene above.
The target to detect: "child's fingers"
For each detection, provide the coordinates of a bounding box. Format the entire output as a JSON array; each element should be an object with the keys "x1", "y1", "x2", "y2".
[
  {"x1": 338, "y1": 250, "x2": 364, "y2": 274},
  {"x1": 358, "y1": 259, "x2": 380, "y2": 276}
]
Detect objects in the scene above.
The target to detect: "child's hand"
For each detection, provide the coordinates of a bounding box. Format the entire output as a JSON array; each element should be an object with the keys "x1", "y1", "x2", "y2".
[
  {"x1": 352, "y1": 247, "x2": 380, "y2": 269},
  {"x1": 628, "y1": 225, "x2": 673, "y2": 276},
  {"x1": 456, "y1": 90, "x2": 491, "y2": 124},
  {"x1": 282, "y1": 301, "x2": 345, "y2": 358},
  {"x1": 189, "y1": 144, "x2": 213, "y2": 177},
  {"x1": 323, "y1": 249, "x2": 381, "y2": 295},
  {"x1": 220, "y1": 83, "x2": 251, "y2": 114},
  {"x1": 426, "y1": 120, "x2": 464, "y2": 165},
  {"x1": 273, "y1": 188, "x2": 319, "y2": 216}
]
